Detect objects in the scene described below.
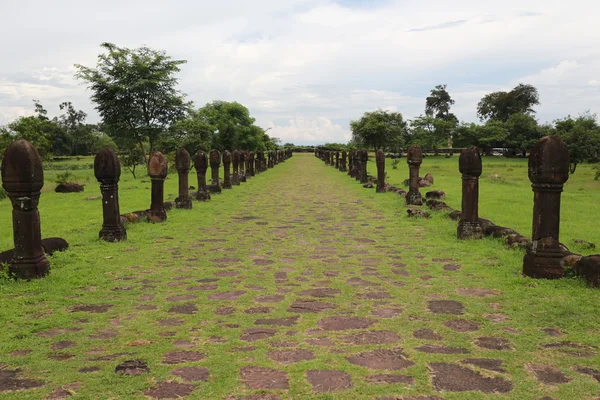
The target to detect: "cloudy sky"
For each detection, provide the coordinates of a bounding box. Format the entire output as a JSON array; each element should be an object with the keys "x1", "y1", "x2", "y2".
[{"x1": 1, "y1": 0, "x2": 599, "y2": 145}]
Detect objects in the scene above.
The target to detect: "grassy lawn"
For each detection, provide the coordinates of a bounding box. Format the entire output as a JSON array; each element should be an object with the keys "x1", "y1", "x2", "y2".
[{"x1": 0, "y1": 153, "x2": 599, "y2": 399}]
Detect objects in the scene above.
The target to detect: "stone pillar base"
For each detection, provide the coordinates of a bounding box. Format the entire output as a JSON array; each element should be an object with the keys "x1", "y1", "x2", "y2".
[
  {"x1": 9, "y1": 256, "x2": 50, "y2": 280},
  {"x1": 406, "y1": 191, "x2": 423, "y2": 206},
  {"x1": 147, "y1": 210, "x2": 167, "y2": 223},
  {"x1": 523, "y1": 245, "x2": 565, "y2": 279},
  {"x1": 175, "y1": 197, "x2": 193, "y2": 209},
  {"x1": 99, "y1": 225, "x2": 127, "y2": 242},
  {"x1": 457, "y1": 221, "x2": 483, "y2": 240},
  {"x1": 376, "y1": 186, "x2": 386, "y2": 193}
]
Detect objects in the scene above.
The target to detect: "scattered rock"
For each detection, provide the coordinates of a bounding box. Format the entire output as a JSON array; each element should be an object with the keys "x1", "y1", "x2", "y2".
[
  {"x1": 425, "y1": 190, "x2": 445, "y2": 200},
  {"x1": 407, "y1": 208, "x2": 430, "y2": 219},
  {"x1": 115, "y1": 360, "x2": 149, "y2": 376}
]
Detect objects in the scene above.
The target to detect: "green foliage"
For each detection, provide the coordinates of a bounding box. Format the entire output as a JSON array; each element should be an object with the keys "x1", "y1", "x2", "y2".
[
  {"x1": 119, "y1": 144, "x2": 146, "y2": 179},
  {"x1": 425, "y1": 84, "x2": 458, "y2": 123},
  {"x1": 391, "y1": 159, "x2": 400, "y2": 169},
  {"x1": 350, "y1": 109, "x2": 408, "y2": 151},
  {"x1": 0, "y1": 187, "x2": 6, "y2": 201},
  {"x1": 594, "y1": 164, "x2": 600, "y2": 180},
  {"x1": 477, "y1": 83, "x2": 540, "y2": 122},
  {"x1": 554, "y1": 112, "x2": 600, "y2": 174},
  {"x1": 75, "y1": 42, "x2": 191, "y2": 156},
  {"x1": 55, "y1": 171, "x2": 75, "y2": 184},
  {"x1": 409, "y1": 115, "x2": 456, "y2": 149},
  {"x1": 504, "y1": 113, "x2": 543, "y2": 156}
]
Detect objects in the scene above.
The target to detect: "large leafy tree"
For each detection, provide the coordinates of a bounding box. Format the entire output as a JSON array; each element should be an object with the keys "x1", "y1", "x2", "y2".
[
  {"x1": 409, "y1": 116, "x2": 456, "y2": 150},
  {"x1": 477, "y1": 83, "x2": 540, "y2": 122},
  {"x1": 504, "y1": 113, "x2": 543, "y2": 157},
  {"x1": 350, "y1": 109, "x2": 408, "y2": 151},
  {"x1": 554, "y1": 112, "x2": 600, "y2": 173},
  {"x1": 75, "y1": 43, "x2": 191, "y2": 158},
  {"x1": 425, "y1": 84, "x2": 458, "y2": 123}
]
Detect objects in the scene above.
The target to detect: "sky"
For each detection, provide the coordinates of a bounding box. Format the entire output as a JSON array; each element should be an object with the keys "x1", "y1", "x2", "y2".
[{"x1": 1, "y1": 0, "x2": 599, "y2": 145}]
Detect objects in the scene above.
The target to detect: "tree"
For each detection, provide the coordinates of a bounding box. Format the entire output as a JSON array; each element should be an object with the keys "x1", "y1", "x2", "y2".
[
  {"x1": 554, "y1": 112, "x2": 600, "y2": 173},
  {"x1": 504, "y1": 113, "x2": 542, "y2": 157},
  {"x1": 350, "y1": 109, "x2": 408, "y2": 151},
  {"x1": 425, "y1": 84, "x2": 458, "y2": 123},
  {"x1": 452, "y1": 121, "x2": 507, "y2": 155},
  {"x1": 477, "y1": 83, "x2": 540, "y2": 122},
  {"x1": 409, "y1": 116, "x2": 455, "y2": 150},
  {"x1": 75, "y1": 42, "x2": 191, "y2": 159}
]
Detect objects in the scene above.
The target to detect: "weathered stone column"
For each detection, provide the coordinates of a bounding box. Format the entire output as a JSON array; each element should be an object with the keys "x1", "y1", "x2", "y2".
[
  {"x1": 148, "y1": 152, "x2": 168, "y2": 222},
  {"x1": 457, "y1": 146, "x2": 482, "y2": 239},
  {"x1": 354, "y1": 150, "x2": 361, "y2": 181},
  {"x1": 232, "y1": 150, "x2": 241, "y2": 185},
  {"x1": 175, "y1": 148, "x2": 192, "y2": 209},
  {"x1": 348, "y1": 151, "x2": 354, "y2": 176},
  {"x1": 335, "y1": 151, "x2": 340, "y2": 169},
  {"x1": 1, "y1": 140, "x2": 49, "y2": 279},
  {"x1": 223, "y1": 150, "x2": 232, "y2": 189},
  {"x1": 249, "y1": 152, "x2": 255, "y2": 176},
  {"x1": 254, "y1": 151, "x2": 261, "y2": 174},
  {"x1": 239, "y1": 151, "x2": 247, "y2": 182},
  {"x1": 194, "y1": 150, "x2": 211, "y2": 201},
  {"x1": 523, "y1": 136, "x2": 570, "y2": 279},
  {"x1": 360, "y1": 149, "x2": 369, "y2": 184},
  {"x1": 406, "y1": 145, "x2": 423, "y2": 206},
  {"x1": 341, "y1": 151, "x2": 347, "y2": 172},
  {"x1": 376, "y1": 149, "x2": 386, "y2": 193},
  {"x1": 268, "y1": 151, "x2": 272, "y2": 168},
  {"x1": 94, "y1": 147, "x2": 127, "y2": 242},
  {"x1": 209, "y1": 149, "x2": 222, "y2": 193}
]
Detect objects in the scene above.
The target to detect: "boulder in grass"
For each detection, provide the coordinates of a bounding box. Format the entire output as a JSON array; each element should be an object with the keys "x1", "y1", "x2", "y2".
[
  {"x1": 426, "y1": 190, "x2": 445, "y2": 200},
  {"x1": 407, "y1": 208, "x2": 430, "y2": 219},
  {"x1": 505, "y1": 234, "x2": 531, "y2": 249},
  {"x1": 426, "y1": 199, "x2": 452, "y2": 211},
  {"x1": 448, "y1": 210, "x2": 462, "y2": 220},
  {"x1": 55, "y1": 183, "x2": 84, "y2": 193},
  {"x1": 363, "y1": 183, "x2": 374, "y2": 189},
  {"x1": 424, "y1": 173, "x2": 434, "y2": 185},
  {"x1": 574, "y1": 255, "x2": 600, "y2": 288},
  {"x1": 418, "y1": 179, "x2": 432, "y2": 188}
]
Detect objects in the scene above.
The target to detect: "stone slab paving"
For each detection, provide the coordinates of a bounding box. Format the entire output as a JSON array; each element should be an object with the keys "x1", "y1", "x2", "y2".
[{"x1": 1, "y1": 154, "x2": 599, "y2": 399}]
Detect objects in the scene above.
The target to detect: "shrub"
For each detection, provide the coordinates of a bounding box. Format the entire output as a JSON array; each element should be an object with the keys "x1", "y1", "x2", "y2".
[
  {"x1": 55, "y1": 171, "x2": 75, "y2": 185},
  {"x1": 0, "y1": 187, "x2": 6, "y2": 201},
  {"x1": 594, "y1": 164, "x2": 600, "y2": 180},
  {"x1": 391, "y1": 159, "x2": 400, "y2": 169}
]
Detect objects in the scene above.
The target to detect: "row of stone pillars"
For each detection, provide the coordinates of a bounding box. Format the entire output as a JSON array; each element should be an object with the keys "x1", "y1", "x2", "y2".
[
  {"x1": 455, "y1": 137, "x2": 572, "y2": 279},
  {"x1": 1, "y1": 139, "x2": 292, "y2": 279},
  {"x1": 315, "y1": 138, "x2": 587, "y2": 281}
]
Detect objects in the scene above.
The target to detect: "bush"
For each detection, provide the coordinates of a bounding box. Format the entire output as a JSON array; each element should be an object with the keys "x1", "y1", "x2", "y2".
[
  {"x1": 55, "y1": 171, "x2": 75, "y2": 185},
  {"x1": 391, "y1": 159, "x2": 400, "y2": 169},
  {"x1": 0, "y1": 187, "x2": 6, "y2": 201},
  {"x1": 595, "y1": 164, "x2": 600, "y2": 181}
]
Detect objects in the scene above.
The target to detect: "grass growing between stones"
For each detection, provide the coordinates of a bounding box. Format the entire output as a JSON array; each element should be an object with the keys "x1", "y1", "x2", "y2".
[{"x1": 0, "y1": 153, "x2": 599, "y2": 399}]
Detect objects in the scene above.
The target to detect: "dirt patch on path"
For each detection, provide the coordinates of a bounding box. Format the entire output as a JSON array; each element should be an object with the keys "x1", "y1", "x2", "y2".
[
  {"x1": 318, "y1": 316, "x2": 376, "y2": 331},
  {"x1": 306, "y1": 370, "x2": 352, "y2": 392},
  {"x1": 240, "y1": 366, "x2": 289, "y2": 389},
  {"x1": 347, "y1": 348, "x2": 414, "y2": 370},
  {"x1": 429, "y1": 363, "x2": 513, "y2": 393}
]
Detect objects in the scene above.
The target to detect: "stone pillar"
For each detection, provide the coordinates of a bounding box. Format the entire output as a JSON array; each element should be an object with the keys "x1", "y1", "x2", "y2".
[
  {"x1": 360, "y1": 149, "x2": 369, "y2": 184},
  {"x1": 457, "y1": 146, "x2": 482, "y2": 239},
  {"x1": 249, "y1": 152, "x2": 255, "y2": 176},
  {"x1": 335, "y1": 151, "x2": 340, "y2": 169},
  {"x1": 223, "y1": 150, "x2": 232, "y2": 189},
  {"x1": 341, "y1": 151, "x2": 347, "y2": 172},
  {"x1": 1, "y1": 139, "x2": 49, "y2": 279},
  {"x1": 94, "y1": 147, "x2": 127, "y2": 242},
  {"x1": 209, "y1": 149, "x2": 222, "y2": 193},
  {"x1": 268, "y1": 151, "x2": 272, "y2": 168},
  {"x1": 523, "y1": 136, "x2": 570, "y2": 279},
  {"x1": 376, "y1": 149, "x2": 386, "y2": 193},
  {"x1": 354, "y1": 150, "x2": 361, "y2": 180},
  {"x1": 175, "y1": 148, "x2": 192, "y2": 209},
  {"x1": 239, "y1": 151, "x2": 247, "y2": 182},
  {"x1": 348, "y1": 151, "x2": 354, "y2": 176},
  {"x1": 194, "y1": 150, "x2": 211, "y2": 201},
  {"x1": 232, "y1": 150, "x2": 241, "y2": 185},
  {"x1": 406, "y1": 145, "x2": 423, "y2": 206},
  {"x1": 148, "y1": 152, "x2": 168, "y2": 222}
]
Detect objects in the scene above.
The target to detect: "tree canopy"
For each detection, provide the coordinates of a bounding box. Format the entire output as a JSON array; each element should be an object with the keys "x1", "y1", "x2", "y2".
[
  {"x1": 75, "y1": 42, "x2": 191, "y2": 158},
  {"x1": 350, "y1": 109, "x2": 408, "y2": 151},
  {"x1": 477, "y1": 83, "x2": 540, "y2": 122}
]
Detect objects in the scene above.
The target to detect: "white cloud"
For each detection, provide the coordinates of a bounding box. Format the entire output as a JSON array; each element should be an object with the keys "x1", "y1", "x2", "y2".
[
  {"x1": 1, "y1": 0, "x2": 600, "y2": 143},
  {"x1": 268, "y1": 117, "x2": 351, "y2": 144}
]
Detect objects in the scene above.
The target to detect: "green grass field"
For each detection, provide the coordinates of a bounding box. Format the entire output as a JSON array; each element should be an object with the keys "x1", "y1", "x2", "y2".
[{"x1": 0, "y1": 153, "x2": 599, "y2": 399}]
